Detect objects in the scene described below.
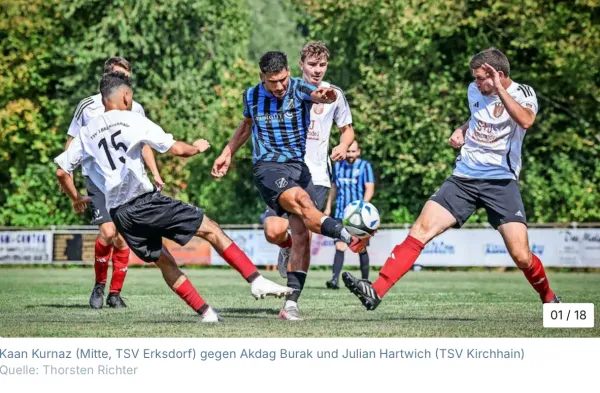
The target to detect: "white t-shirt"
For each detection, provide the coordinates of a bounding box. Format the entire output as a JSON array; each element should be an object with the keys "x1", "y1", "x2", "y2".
[
  {"x1": 67, "y1": 93, "x2": 145, "y2": 176},
  {"x1": 55, "y1": 110, "x2": 175, "y2": 210},
  {"x1": 453, "y1": 81, "x2": 539, "y2": 180},
  {"x1": 304, "y1": 81, "x2": 353, "y2": 187}
]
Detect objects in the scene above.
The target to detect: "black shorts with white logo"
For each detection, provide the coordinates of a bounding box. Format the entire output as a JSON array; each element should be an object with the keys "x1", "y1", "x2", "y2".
[
  {"x1": 253, "y1": 161, "x2": 318, "y2": 217},
  {"x1": 264, "y1": 185, "x2": 330, "y2": 219},
  {"x1": 85, "y1": 176, "x2": 112, "y2": 226},
  {"x1": 109, "y1": 192, "x2": 204, "y2": 263},
  {"x1": 429, "y1": 175, "x2": 527, "y2": 229}
]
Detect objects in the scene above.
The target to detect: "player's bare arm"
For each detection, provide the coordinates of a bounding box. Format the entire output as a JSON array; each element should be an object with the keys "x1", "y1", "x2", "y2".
[
  {"x1": 482, "y1": 63, "x2": 536, "y2": 129},
  {"x1": 168, "y1": 139, "x2": 210, "y2": 157},
  {"x1": 449, "y1": 121, "x2": 469, "y2": 148},
  {"x1": 364, "y1": 182, "x2": 375, "y2": 202},
  {"x1": 311, "y1": 87, "x2": 337, "y2": 104},
  {"x1": 331, "y1": 124, "x2": 355, "y2": 162},
  {"x1": 211, "y1": 117, "x2": 252, "y2": 178},
  {"x1": 141, "y1": 144, "x2": 164, "y2": 189},
  {"x1": 56, "y1": 168, "x2": 91, "y2": 213}
]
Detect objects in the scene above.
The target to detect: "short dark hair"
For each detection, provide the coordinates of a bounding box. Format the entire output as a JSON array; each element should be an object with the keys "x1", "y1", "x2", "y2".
[
  {"x1": 470, "y1": 47, "x2": 510, "y2": 76},
  {"x1": 100, "y1": 71, "x2": 132, "y2": 99},
  {"x1": 104, "y1": 56, "x2": 132, "y2": 74},
  {"x1": 300, "y1": 41, "x2": 330, "y2": 62},
  {"x1": 259, "y1": 51, "x2": 288, "y2": 74}
]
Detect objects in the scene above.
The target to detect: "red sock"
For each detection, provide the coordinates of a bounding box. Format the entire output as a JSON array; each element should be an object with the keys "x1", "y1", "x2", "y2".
[
  {"x1": 174, "y1": 277, "x2": 206, "y2": 312},
  {"x1": 94, "y1": 238, "x2": 112, "y2": 285},
  {"x1": 219, "y1": 243, "x2": 258, "y2": 281},
  {"x1": 373, "y1": 236, "x2": 425, "y2": 298},
  {"x1": 109, "y1": 247, "x2": 130, "y2": 294},
  {"x1": 278, "y1": 234, "x2": 292, "y2": 249},
  {"x1": 520, "y1": 253, "x2": 555, "y2": 303}
]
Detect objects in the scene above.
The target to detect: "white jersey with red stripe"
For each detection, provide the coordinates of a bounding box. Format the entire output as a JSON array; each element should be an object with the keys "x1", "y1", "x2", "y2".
[
  {"x1": 304, "y1": 81, "x2": 353, "y2": 188},
  {"x1": 453, "y1": 81, "x2": 538, "y2": 180},
  {"x1": 55, "y1": 110, "x2": 175, "y2": 211}
]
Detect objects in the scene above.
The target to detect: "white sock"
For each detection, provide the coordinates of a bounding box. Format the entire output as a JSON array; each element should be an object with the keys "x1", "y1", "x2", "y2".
[{"x1": 285, "y1": 300, "x2": 297, "y2": 309}]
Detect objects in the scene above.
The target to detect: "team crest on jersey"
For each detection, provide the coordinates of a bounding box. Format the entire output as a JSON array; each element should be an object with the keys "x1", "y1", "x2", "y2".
[
  {"x1": 313, "y1": 103, "x2": 325, "y2": 115},
  {"x1": 493, "y1": 102, "x2": 505, "y2": 118},
  {"x1": 353, "y1": 169, "x2": 361, "y2": 177}
]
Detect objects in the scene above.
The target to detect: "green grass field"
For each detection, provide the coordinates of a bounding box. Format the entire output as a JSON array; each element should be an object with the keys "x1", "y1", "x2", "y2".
[{"x1": 0, "y1": 267, "x2": 598, "y2": 338}]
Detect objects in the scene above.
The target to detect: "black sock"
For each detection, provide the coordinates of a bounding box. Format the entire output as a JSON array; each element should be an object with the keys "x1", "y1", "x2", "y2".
[
  {"x1": 331, "y1": 249, "x2": 344, "y2": 284},
  {"x1": 285, "y1": 271, "x2": 307, "y2": 302},
  {"x1": 320, "y1": 217, "x2": 352, "y2": 243},
  {"x1": 359, "y1": 251, "x2": 370, "y2": 280}
]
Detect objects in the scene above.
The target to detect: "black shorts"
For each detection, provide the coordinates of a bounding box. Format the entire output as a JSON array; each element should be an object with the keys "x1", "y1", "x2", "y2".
[
  {"x1": 109, "y1": 192, "x2": 204, "y2": 263},
  {"x1": 85, "y1": 177, "x2": 112, "y2": 226},
  {"x1": 253, "y1": 161, "x2": 318, "y2": 217},
  {"x1": 429, "y1": 175, "x2": 527, "y2": 229},
  {"x1": 264, "y1": 185, "x2": 330, "y2": 219}
]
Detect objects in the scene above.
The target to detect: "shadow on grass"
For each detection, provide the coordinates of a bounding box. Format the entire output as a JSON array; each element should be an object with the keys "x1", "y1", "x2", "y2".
[{"x1": 26, "y1": 304, "x2": 90, "y2": 309}]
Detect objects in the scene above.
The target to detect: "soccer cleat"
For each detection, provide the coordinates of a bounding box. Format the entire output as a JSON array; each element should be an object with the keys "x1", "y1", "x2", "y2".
[
  {"x1": 277, "y1": 247, "x2": 291, "y2": 278},
  {"x1": 325, "y1": 280, "x2": 339, "y2": 290},
  {"x1": 89, "y1": 283, "x2": 105, "y2": 309},
  {"x1": 546, "y1": 295, "x2": 561, "y2": 303},
  {"x1": 201, "y1": 306, "x2": 223, "y2": 323},
  {"x1": 348, "y1": 236, "x2": 370, "y2": 253},
  {"x1": 342, "y1": 272, "x2": 381, "y2": 311},
  {"x1": 250, "y1": 276, "x2": 294, "y2": 299},
  {"x1": 106, "y1": 293, "x2": 127, "y2": 308},
  {"x1": 278, "y1": 304, "x2": 302, "y2": 321}
]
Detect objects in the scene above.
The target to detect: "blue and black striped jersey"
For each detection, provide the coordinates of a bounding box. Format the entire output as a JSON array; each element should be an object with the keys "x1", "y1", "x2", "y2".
[
  {"x1": 243, "y1": 77, "x2": 317, "y2": 163},
  {"x1": 333, "y1": 159, "x2": 375, "y2": 219}
]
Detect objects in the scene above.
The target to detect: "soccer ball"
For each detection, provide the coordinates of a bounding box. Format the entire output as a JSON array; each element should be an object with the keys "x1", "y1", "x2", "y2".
[{"x1": 342, "y1": 200, "x2": 381, "y2": 239}]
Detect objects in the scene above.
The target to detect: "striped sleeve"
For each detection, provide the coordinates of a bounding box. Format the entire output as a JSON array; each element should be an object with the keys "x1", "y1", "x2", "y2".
[
  {"x1": 365, "y1": 161, "x2": 375, "y2": 183},
  {"x1": 67, "y1": 97, "x2": 93, "y2": 137},
  {"x1": 242, "y1": 88, "x2": 251, "y2": 118},
  {"x1": 295, "y1": 79, "x2": 317, "y2": 101}
]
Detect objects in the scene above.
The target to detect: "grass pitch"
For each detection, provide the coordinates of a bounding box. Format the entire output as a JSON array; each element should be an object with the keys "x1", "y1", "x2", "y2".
[{"x1": 0, "y1": 267, "x2": 598, "y2": 338}]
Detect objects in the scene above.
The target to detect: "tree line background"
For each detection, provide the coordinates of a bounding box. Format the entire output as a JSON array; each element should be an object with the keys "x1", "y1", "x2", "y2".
[{"x1": 1, "y1": 0, "x2": 598, "y2": 226}]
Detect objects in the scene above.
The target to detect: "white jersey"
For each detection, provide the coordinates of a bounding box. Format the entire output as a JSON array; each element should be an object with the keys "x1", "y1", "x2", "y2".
[
  {"x1": 67, "y1": 93, "x2": 145, "y2": 176},
  {"x1": 305, "y1": 81, "x2": 353, "y2": 188},
  {"x1": 453, "y1": 81, "x2": 538, "y2": 180},
  {"x1": 55, "y1": 110, "x2": 175, "y2": 211}
]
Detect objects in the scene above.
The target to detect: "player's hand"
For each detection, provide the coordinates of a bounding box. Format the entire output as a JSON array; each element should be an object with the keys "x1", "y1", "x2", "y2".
[
  {"x1": 193, "y1": 139, "x2": 211, "y2": 153},
  {"x1": 313, "y1": 87, "x2": 337, "y2": 103},
  {"x1": 448, "y1": 128, "x2": 465, "y2": 148},
  {"x1": 153, "y1": 174, "x2": 165, "y2": 191},
  {"x1": 72, "y1": 195, "x2": 91, "y2": 214},
  {"x1": 211, "y1": 153, "x2": 231, "y2": 178},
  {"x1": 330, "y1": 143, "x2": 347, "y2": 162},
  {"x1": 481, "y1": 63, "x2": 502, "y2": 92}
]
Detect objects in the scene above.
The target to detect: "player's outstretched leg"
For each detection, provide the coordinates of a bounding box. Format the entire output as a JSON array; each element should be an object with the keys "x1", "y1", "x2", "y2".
[
  {"x1": 196, "y1": 215, "x2": 294, "y2": 299},
  {"x1": 278, "y1": 187, "x2": 367, "y2": 253},
  {"x1": 263, "y1": 215, "x2": 293, "y2": 278},
  {"x1": 90, "y1": 222, "x2": 117, "y2": 309},
  {"x1": 107, "y1": 234, "x2": 130, "y2": 308},
  {"x1": 278, "y1": 214, "x2": 310, "y2": 321},
  {"x1": 498, "y1": 223, "x2": 559, "y2": 303},
  {"x1": 343, "y1": 201, "x2": 455, "y2": 310},
  {"x1": 156, "y1": 246, "x2": 221, "y2": 322}
]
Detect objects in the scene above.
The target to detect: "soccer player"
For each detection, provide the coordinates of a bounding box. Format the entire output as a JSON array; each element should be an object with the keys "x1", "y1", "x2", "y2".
[
  {"x1": 343, "y1": 48, "x2": 560, "y2": 310},
  {"x1": 64, "y1": 56, "x2": 163, "y2": 309},
  {"x1": 262, "y1": 42, "x2": 355, "y2": 280},
  {"x1": 55, "y1": 72, "x2": 294, "y2": 322},
  {"x1": 212, "y1": 51, "x2": 367, "y2": 320},
  {"x1": 325, "y1": 140, "x2": 375, "y2": 289}
]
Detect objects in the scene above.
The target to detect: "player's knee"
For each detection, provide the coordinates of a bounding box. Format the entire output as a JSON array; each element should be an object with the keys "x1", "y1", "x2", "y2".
[
  {"x1": 263, "y1": 218, "x2": 288, "y2": 244},
  {"x1": 335, "y1": 241, "x2": 347, "y2": 252},
  {"x1": 99, "y1": 223, "x2": 117, "y2": 244},
  {"x1": 512, "y1": 250, "x2": 531, "y2": 269}
]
